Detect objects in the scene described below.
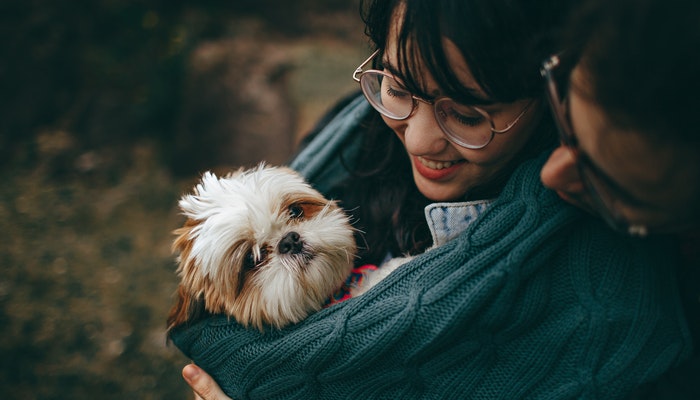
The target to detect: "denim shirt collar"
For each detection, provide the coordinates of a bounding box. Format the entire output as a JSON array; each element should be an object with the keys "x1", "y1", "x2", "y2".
[{"x1": 424, "y1": 200, "x2": 494, "y2": 247}]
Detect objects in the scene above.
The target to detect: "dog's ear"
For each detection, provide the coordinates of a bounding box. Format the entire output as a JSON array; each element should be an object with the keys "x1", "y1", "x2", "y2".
[
  {"x1": 177, "y1": 171, "x2": 223, "y2": 217},
  {"x1": 172, "y1": 218, "x2": 197, "y2": 255},
  {"x1": 168, "y1": 218, "x2": 209, "y2": 336},
  {"x1": 166, "y1": 285, "x2": 207, "y2": 334}
]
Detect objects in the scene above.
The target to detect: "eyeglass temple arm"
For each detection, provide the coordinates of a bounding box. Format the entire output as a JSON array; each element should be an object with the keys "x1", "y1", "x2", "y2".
[
  {"x1": 540, "y1": 54, "x2": 561, "y2": 78},
  {"x1": 492, "y1": 99, "x2": 535, "y2": 134},
  {"x1": 353, "y1": 49, "x2": 381, "y2": 82}
]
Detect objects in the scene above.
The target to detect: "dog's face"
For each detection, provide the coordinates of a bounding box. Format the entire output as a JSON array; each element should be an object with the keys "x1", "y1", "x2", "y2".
[{"x1": 167, "y1": 165, "x2": 355, "y2": 331}]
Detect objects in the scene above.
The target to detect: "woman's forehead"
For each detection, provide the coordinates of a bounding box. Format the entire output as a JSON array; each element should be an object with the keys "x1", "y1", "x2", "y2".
[{"x1": 382, "y1": 34, "x2": 489, "y2": 102}]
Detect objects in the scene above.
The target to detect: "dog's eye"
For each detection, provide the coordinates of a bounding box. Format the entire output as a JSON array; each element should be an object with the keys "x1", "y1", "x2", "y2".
[
  {"x1": 243, "y1": 251, "x2": 256, "y2": 271},
  {"x1": 288, "y1": 204, "x2": 304, "y2": 219},
  {"x1": 243, "y1": 248, "x2": 269, "y2": 271}
]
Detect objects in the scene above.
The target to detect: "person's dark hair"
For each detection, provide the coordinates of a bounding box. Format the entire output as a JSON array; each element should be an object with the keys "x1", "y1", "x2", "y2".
[
  {"x1": 334, "y1": 0, "x2": 574, "y2": 265},
  {"x1": 568, "y1": 0, "x2": 700, "y2": 145},
  {"x1": 363, "y1": 0, "x2": 573, "y2": 103}
]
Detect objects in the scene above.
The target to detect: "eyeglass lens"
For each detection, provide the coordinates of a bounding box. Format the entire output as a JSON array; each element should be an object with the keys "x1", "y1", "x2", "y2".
[
  {"x1": 358, "y1": 71, "x2": 494, "y2": 148},
  {"x1": 360, "y1": 72, "x2": 413, "y2": 119}
]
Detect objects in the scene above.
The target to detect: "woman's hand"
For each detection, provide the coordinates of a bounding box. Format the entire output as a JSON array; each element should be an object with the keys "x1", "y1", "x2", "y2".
[{"x1": 182, "y1": 363, "x2": 232, "y2": 400}]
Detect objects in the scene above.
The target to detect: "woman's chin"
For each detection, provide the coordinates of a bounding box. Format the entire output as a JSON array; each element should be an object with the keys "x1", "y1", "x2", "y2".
[
  {"x1": 412, "y1": 165, "x2": 469, "y2": 202},
  {"x1": 415, "y1": 179, "x2": 468, "y2": 202}
]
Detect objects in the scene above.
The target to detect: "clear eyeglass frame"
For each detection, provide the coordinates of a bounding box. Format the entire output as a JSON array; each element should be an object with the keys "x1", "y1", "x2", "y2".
[{"x1": 353, "y1": 49, "x2": 533, "y2": 150}]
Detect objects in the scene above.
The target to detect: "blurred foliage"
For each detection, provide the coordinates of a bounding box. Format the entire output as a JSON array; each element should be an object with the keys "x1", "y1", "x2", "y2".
[{"x1": 0, "y1": 0, "x2": 359, "y2": 171}]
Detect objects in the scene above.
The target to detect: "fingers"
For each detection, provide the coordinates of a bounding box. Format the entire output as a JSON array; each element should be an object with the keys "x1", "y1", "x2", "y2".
[{"x1": 182, "y1": 363, "x2": 232, "y2": 400}]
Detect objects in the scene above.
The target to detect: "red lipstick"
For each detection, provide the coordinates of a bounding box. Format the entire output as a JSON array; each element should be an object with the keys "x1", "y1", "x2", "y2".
[{"x1": 413, "y1": 156, "x2": 464, "y2": 181}]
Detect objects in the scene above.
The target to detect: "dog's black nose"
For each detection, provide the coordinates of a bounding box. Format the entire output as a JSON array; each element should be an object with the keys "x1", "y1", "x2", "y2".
[{"x1": 278, "y1": 231, "x2": 303, "y2": 254}]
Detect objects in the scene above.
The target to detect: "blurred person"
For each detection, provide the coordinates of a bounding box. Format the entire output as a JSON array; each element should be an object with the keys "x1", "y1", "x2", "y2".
[
  {"x1": 539, "y1": 0, "x2": 700, "y2": 397},
  {"x1": 169, "y1": 0, "x2": 691, "y2": 398},
  {"x1": 540, "y1": 0, "x2": 700, "y2": 237}
]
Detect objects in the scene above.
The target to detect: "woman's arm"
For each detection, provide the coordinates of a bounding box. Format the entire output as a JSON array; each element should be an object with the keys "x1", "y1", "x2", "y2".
[
  {"x1": 183, "y1": 364, "x2": 231, "y2": 400},
  {"x1": 170, "y1": 158, "x2": 691, "y2": 399}
]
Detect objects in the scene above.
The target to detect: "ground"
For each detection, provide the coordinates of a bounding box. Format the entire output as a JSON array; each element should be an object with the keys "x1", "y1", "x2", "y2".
[{"x1": 0, "y1": 1, "x2": 364, "y2": 398}]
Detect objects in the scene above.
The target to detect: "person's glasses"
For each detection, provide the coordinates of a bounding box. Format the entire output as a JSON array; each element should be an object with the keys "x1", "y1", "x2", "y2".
[
  {"x1": 540, "y1": 54, "x2": 649, "y2": 237},
  {"x1": 353, "y1": 50, "x2": 533, "y2": 150}
]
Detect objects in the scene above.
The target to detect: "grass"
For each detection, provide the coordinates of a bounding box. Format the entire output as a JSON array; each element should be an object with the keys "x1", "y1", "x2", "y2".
[{"x1": 0, "y1": 137, "x2": 190, "y2": 398}]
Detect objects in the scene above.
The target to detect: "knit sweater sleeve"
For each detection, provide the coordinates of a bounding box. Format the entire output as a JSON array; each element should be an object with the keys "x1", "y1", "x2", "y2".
[
  {"x1": 288, "y1": 93, "x2": 370, "y2": 195},
  {"x1": 169, "y1": 156, "x2": 691, "y2": 400}
]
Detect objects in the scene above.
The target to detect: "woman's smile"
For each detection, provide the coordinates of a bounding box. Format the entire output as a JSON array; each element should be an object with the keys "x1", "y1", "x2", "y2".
[{"x1": 414, "y1": 156, "x2": 466, "y2": 180}]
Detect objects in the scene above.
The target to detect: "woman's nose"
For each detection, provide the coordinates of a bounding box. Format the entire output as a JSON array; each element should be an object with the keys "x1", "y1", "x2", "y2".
[{"x1": 402, "y1": 102, "x2": 449, "y2": 154}]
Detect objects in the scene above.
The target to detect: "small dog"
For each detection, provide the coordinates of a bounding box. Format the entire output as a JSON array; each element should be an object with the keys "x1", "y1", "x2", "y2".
[{"x1": 167, "y1": 164, "x2": 357, "y2": 332}]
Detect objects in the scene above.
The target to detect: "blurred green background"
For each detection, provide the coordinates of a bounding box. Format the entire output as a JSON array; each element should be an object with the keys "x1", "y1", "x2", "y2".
[{"x1": 0, "y1": 0, "x2": 365, "y2": 398}]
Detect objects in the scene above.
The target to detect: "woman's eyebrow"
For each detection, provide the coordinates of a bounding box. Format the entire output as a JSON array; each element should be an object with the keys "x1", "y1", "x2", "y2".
[
  {"x1": 380, "y1": 58, "x2": 400, "y2": 76},
  {"x1": 380, "y1": 57, "x2": 494, "y2": 104}
]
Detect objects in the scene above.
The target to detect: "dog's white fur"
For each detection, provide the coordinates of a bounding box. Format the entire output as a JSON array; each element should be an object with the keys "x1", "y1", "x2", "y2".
[
  {"x1": 167, "y1": 164, "x2": 357, "y2": 331},
  {"x1": 347, "y1": 256, "x2": 411, "y2": 297}
]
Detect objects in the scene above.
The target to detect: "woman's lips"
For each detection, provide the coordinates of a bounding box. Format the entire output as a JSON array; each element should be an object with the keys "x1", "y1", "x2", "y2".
[{"x1": 413, "y1": 156, "x2": 465, "y2": 180}]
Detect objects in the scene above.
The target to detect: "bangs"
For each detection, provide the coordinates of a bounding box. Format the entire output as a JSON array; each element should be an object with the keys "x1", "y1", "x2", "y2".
[
  {"x1": 387, "y1": 1, "x2": 497, "y2": 106},
  {"x1": 361, "y1": 0, "x2": 557, "y2": 105}
]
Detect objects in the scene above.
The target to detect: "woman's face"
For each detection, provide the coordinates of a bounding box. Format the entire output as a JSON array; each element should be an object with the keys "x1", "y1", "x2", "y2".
[
  {"x1": 380, "y1": 36, "x2": 542, "y2": 202},
  {"x1": 540, "y1": 65, "x2": 700, "y2": 233}
]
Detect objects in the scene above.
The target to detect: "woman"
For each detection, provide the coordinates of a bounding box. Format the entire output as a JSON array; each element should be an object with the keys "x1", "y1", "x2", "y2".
[
  {"x1": 539, "y1": 0, "x2": 699, "y2": 397},
  {"x1": 171, "y1": 0, "x2": 691, "y2": 398}
]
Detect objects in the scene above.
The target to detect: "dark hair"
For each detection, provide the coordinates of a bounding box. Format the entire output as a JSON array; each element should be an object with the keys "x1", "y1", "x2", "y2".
[
  {"x1": 569, "y1": 0, "x2": 700, "y2": 145},
  {"x1": 334, "y1": 0, "x2": 574, "y2": 265},
  {"x1": 363, "y1": 0, "x2": 573, "y2": 103}
]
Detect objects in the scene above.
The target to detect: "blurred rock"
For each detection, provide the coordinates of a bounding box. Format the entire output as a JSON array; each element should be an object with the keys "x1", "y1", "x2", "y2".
[{"x1": 173, "y1": 37, "x2": 297, "y2": 174}]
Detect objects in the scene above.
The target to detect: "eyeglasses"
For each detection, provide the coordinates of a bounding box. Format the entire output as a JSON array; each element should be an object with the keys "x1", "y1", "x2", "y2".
[
  {"x1": 540, "y1": 54, "x2": 648, "y2": 237},
  {"x1": 353, "y1": 50, "x2": 534, "y2": 150}
]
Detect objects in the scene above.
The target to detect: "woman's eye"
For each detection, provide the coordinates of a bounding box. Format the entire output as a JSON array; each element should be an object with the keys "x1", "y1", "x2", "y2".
[
  {"x1": 448, "y1": 108, "x2": 484, "y2": 127},
  {"x1": 381, "y1": 74, "x2": 410, "y2": 99},
  {"x1": 289, "y1": 205, "x2": 304, "y2": 219},
  {"x1": 243, "y1": 248, "x2": 268, "y2": 271},
  {"x1": 386, "y1": 85, "x2": 410, "y2": 99}
]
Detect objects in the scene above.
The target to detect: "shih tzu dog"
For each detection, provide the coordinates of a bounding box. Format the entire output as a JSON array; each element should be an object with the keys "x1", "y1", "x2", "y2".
[{"x1": 167, "y1": 164, "x2": 358, "y2": 332}]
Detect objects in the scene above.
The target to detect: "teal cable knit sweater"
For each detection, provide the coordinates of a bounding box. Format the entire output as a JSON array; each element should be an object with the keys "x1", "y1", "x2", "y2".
[{"x1": 170, "y1": 96, "x2": 691, "y2": 399}]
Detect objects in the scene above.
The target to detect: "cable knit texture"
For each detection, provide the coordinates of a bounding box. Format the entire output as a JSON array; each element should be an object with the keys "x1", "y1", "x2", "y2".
[{"x1": 170, "y1": 96, "x2": 691, "y2": 399}]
